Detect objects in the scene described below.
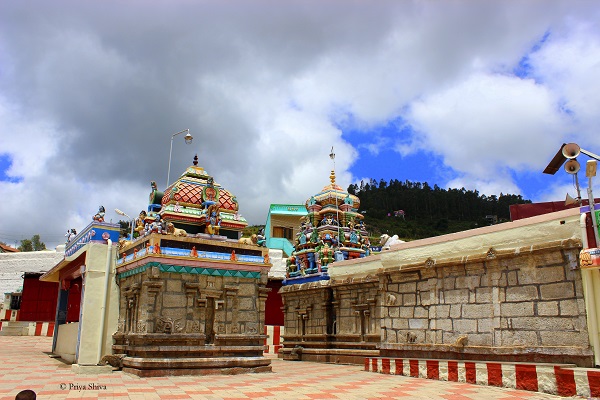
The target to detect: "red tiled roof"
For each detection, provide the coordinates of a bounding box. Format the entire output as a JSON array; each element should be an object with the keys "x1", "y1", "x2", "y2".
[{"x1": 0, "y1": 243, "x2": 19, "y2": 253}]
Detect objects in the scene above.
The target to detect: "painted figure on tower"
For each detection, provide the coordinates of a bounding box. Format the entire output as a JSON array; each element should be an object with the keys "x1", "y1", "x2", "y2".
[{"x1": 284, "y1": 169, "x2": 370, "y2": 283}]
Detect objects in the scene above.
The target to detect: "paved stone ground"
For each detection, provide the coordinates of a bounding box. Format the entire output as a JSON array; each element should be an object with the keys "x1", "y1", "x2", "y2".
[{"x1": 0, "y1": 337, "x2": 573, "y2": 399}]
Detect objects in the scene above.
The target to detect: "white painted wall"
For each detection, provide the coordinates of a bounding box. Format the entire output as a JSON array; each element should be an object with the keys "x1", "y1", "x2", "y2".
[{"x1": 0, "y1": 249, "x2": 64, "y2": 295}]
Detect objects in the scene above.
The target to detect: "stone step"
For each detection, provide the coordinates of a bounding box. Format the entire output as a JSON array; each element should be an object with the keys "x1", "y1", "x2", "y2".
[{"x1": 0, "y1": 322, "x2": 29, "y2": 336}]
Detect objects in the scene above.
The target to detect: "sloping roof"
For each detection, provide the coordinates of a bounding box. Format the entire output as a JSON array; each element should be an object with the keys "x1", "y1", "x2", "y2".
[
  {"x1": 0, "y1": 243, "x2": 19, "y2": 253},
  {"x1": 330, "y1": 207, "x2": 582, "y2": 279}
]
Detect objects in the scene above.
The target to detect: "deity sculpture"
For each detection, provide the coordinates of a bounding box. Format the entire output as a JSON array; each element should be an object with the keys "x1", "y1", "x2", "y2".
[{"x1": 93, "y1": 206, "x2": 106, "y2": 222}]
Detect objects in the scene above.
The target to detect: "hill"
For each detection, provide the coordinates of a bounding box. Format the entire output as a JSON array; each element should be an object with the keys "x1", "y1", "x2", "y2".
[{"x1": 347, "y1": 179, "x2": 531, "y2": 243}]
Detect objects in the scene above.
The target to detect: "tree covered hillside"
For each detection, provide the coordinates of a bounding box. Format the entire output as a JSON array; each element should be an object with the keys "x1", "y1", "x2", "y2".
[{"x1": 348, "y1": 179, "x2": 531, "y2": 242}]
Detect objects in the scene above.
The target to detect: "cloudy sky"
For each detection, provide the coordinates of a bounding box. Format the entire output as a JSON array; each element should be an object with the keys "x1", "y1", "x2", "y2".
[{"x1": 1, "y1": 1, "x2": 599, "y2": 249}]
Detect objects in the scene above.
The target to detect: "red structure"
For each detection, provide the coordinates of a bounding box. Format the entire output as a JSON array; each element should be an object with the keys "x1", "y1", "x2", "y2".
[
  {"x1": 510, "y1": 199, "x2": 599, "y2": 248},
  {"x1": 17, "y1": 273, "x2": 58, "y2": 322},
  {"x1": 265, "y1": 280, "x2": 283, "y2": 326}
]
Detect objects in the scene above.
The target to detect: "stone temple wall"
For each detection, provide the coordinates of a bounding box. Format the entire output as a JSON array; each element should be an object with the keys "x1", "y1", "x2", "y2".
[
  {"x1": 281, "y1": 208, "x2": 595, "y2": 366},
  {"x1": 114, "y1": 263, "x2": 271, "y2": 376},
  {"x1": 281, "y1": 281, "x2": 332, "y2": 340},
  {"x1": 378, "y1": 240, "x2": 592, "y2": 365},
  {"x1": 117, "y1": 266, "x2": 268, "y2": 338},
  {"x1": 332, "y1": 278, "x2": 380, "y2": 346}
]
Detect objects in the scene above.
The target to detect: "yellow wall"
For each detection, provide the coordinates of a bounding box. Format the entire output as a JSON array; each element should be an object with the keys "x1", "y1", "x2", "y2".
[
  {"x1": 55, "y1": 322, "x2": 79, "y2": 363},
  {"x1": 76, "y1": 242, "x2": 119, "y2": 365}
]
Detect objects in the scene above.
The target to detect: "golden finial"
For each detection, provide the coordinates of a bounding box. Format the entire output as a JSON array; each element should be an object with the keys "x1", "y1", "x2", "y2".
[{"x1": 330, "y1": 170, "x2": 336, "y2": 185}]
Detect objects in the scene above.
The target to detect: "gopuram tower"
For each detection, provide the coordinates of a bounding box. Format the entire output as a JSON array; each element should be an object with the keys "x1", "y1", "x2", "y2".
[
  {"x1": 279, "y1": 170, "x2": 379, "y2": 363},
  {"x1": 113, "y1": 156, "x2": 272, "y2": 376},
  {"x1": 284, "y1": 169, "x2": 370, "y2": 283}
]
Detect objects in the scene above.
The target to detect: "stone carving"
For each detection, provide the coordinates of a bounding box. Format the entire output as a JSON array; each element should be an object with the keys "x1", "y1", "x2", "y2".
[
  {"x1": 99, "y1": 354, "x2": 125, "y2": 369},
  {"x1": 407, "y1": 331, "x2": 417, "y2": 343},
  {"x1": 117, "y1": 317, "x2": 125, "y2": 332},
  {"x1": 486, "y1": 247, "x2": 497, "y2": 259},
  {"x1": 425, "y1": 258, "x2": 435, "y2": 268},
  {"x1": 150, "y1": 266, "x2": 160, "y2": 279},
  {"x1": 246, "y1": 322, "x2": 258, "y2": 334},
  {"x1": 156, "y1": 317, "x2": 184, "y2": 334},
  {"x1": 386, "y1": 293, "x2": 397, "y2": 306},
  {"x1": 192, "y1": 321, "x2": 200, "y2": 333},
  {"x1": 136, "y1": 321, "x2": 147, "y2": 333},
  {"x1": 455, "y1": 335, "x2": 468, "y2": 347}
]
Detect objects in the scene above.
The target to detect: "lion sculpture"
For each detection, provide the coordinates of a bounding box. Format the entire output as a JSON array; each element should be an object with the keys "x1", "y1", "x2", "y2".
[
  {"x1": 166, "y1": 222, "x2": 187, "y2": 237},
  {"x1": 238, "y1": 234, "x2": 258, "y2": 245}
]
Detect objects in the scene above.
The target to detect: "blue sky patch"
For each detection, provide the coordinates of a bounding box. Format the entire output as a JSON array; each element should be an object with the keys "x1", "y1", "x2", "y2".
[
  {"x1": 0, "y1": 154, "x2": 23, "y2": 183},
  {"x1": 513, "y1": 31, "x2": 550, "y2": 81}
]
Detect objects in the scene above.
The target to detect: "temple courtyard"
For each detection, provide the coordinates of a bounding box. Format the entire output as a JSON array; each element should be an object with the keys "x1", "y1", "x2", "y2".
[{"x1": 0, "y1": 337, "x2": 568, "y2": 399}]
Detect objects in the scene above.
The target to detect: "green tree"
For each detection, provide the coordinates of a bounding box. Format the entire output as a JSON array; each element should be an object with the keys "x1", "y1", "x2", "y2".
[{"x1": 18, "y1": 234, "x2": 46, "y2": 252}]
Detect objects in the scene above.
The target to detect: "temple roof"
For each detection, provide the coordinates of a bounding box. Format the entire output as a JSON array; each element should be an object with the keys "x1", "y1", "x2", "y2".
[
  {"x1": 156, "y1": 155, "x2": 246, "y2": 230},
  {"x1": 306, "y1": 170, "x2": 361, "y2": 214}
]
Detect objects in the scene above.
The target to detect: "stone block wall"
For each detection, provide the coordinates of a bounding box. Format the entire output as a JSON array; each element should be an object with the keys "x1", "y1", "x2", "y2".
[
  {"x1": 331, "y1": 276, "x2": 381, "y2": 346},
  {"x1": 117, "y1": 265, "x2": 268, "y2": 339},
  {"x1": 280, "y1": 280, "x2": 332, "y2": 341},
  {"x1": 380, "y1": 241, "x2": 593, "y2": 365}
]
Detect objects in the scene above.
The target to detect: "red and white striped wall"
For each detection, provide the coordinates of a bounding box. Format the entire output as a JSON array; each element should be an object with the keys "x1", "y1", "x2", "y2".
[
  {"x1": 263, "y1": 325, "x2": 283, "y2": 354},
  {"x1": 32, "y1": 321, "x2": 55, "y2": 337},
  {"x1": 365, "y1": 357, "x2": 600, "y2": 398},
  {"x1": 2, "y1": 309, "x2": 20, "y2": 321}
]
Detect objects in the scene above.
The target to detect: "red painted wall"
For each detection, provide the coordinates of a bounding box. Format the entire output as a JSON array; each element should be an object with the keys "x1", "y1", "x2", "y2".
[
  {"x1": 66, "y1": 278, "x2": 82, "y2": 323},
  {"x1": 265, "y1": 280, "x2": 284, "y2": 326},
  {"x1": 17, "y1": 275, "x2": 59, "y2": 322}
]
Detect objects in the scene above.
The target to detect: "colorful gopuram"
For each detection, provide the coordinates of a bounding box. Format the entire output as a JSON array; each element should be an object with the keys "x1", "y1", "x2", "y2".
[
  {"x1": 114, "y1": 156, "x2": 272, "y2": 376},
  {"x1": 284, "y1": 170, "x2": 370, "y2": 284},
  {"x1": 279, "y1": 171, "x2": 378, "y2": 363}
]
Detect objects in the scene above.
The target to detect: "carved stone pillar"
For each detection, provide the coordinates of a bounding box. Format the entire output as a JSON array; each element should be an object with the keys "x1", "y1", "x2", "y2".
[
  {"x1": 197, "y1": 288, "x2": 222, "y2": 344},
  {"x1": 123, "y1": 284, "x2": 140, "y2": 333},
  {"x1": 257, "y1": 286, "x2": 271, "y2": 334},
  {"x1": 185, "y1": 282, "x2": 201, "y2": 333},
  {"x1": 224, "y1": 285, "x2": 239, "y2": 333},
  {"x1": 141, "y1": 277, "x2": 163, "y2": 334}
]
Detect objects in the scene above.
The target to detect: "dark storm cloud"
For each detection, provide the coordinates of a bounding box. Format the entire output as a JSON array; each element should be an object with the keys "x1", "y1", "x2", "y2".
[{"x1": 1, "y1": 1, "x2": 599, "y2": 248}]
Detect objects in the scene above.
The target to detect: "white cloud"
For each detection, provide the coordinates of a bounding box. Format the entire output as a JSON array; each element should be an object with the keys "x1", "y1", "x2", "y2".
[
  {"x1": 0, "y1": 1, "x2": 599, "y2": 248},
  {"x1": 406, "y1": 72, "x2": 569, "y2": 189}
]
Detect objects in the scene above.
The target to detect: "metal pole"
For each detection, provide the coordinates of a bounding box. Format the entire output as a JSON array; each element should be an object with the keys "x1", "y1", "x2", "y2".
[
  {"x1": 166, "y1": 136, "x2": 174, "y2": 188},
  {"x1": 588, "y1": 178, "x2": 600, "y2": 247},
  {"x1": 166, "y1": 129, "x2": 191, "y2": 188}
]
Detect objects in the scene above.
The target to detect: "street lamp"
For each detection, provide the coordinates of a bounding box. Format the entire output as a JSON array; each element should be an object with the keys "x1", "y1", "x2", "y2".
[
  {"x1": 166, "y1": 129, "x2": 193, "y2": 188},
  {"x1": 115, "y1": 209, "x2": 134, "y2": 241}
]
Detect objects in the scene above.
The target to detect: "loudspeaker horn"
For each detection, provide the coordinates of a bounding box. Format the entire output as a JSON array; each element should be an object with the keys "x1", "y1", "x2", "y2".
[
  {"x1": 565, "y1": 193, "x2": 580, "y2": 206},
  {"x1": 562, "y1": 143, "x2": 581, "y2": 159},
  {"x1": 564, "y1": 159, "x2": 581, "y2": 174}
]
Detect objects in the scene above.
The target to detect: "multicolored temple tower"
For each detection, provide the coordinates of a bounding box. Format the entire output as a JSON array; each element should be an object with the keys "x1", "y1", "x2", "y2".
[
  {"x1": 284, "y1": 169, "x2": 370, "y2": 284},
  {"x1": 113, "y1": 156, "x2": 272, "y2": 376},
  {"x1": 278, "y1": 170, "x2": 378, "y2": 363}
]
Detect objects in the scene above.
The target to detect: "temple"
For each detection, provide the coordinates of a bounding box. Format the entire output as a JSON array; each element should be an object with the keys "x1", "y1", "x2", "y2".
[
  {"x1": 113, "y1": 155, "x2": 272, "y2": 376},
  {"x1": 284, "y1": 170, "x2": 370, "y2": 284},
  {"x1": 279, "y1": 170, "x2": 378, "y2": 362}
]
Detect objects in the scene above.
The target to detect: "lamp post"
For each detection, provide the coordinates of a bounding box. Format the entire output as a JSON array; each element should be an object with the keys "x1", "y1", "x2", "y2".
[
  {"x1": 115, "y1": 209, "x2": 134, "y2": 241},
  {"x1": 166, "y1": 129, "x2": 193, "y2": 188}
]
